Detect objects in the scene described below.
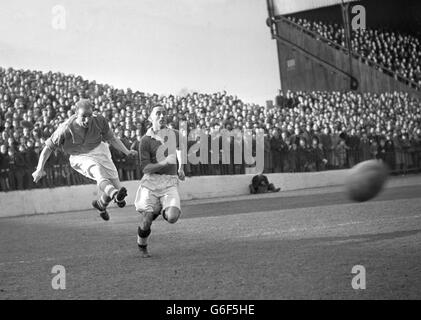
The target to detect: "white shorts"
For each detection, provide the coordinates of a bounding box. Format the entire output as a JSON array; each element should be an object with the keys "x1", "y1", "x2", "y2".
[
  {"x1": 69, "y1": 142, "x2": 119, "y2": 183},
  {"x1": 134, "y1": 174, "x2": 181, "y2": 214}
]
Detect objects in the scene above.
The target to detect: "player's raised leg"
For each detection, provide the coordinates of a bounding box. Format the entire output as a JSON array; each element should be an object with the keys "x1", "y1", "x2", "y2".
[
  {"x1": 162, "y1": 207, "x2": 181, "y2": 223},
  {"x1": 92, "y1": 178, "x2": 122, "y2": 221},
  {"x1": 75, "y1": 161, "x2": 125, "y2": 220},
  {"x1": 161, "y1": 185, "x2": 182, "y2": 223},
  {"x1": 110, "y1": 177, "x2": 128, "y2": 208}
]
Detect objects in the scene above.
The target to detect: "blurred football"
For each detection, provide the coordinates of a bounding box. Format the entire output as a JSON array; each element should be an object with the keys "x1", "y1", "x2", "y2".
[{"x1": 345, "y1": 160, "x2": 389, "y2": 202}]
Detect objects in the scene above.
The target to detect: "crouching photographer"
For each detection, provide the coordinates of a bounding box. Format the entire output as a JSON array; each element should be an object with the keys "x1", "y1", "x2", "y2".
[{"x1": 249, "y1": 174, "x2": 280, "y2": 194}]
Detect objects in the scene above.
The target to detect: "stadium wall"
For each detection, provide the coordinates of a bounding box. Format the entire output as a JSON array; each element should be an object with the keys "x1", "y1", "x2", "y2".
[
  {"x1": 274, "y1": 17, "x2": 421, "y2": 98},
  {"x1": 0, "y1": 170, "x2": 351, "y2": 218}
]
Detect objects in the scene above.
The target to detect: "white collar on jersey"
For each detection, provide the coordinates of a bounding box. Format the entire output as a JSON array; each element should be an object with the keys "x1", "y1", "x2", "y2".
[{"x1": 145, "y1": 127, "x2": 170, "y2": 143}]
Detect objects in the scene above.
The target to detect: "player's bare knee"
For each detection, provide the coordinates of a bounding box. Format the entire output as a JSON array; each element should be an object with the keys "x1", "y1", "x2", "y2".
[
  {"x1": 98, "y1": 178, "x2": 111, "y2": 189},
  {"x1": 164, "y1": 207, "x2": 181, "y2": 224}
]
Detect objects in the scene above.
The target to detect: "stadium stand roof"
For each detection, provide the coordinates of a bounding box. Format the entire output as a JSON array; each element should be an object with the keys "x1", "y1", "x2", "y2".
[{"x1": 272, "y1": 0, "x2": 359, "y2": 15}]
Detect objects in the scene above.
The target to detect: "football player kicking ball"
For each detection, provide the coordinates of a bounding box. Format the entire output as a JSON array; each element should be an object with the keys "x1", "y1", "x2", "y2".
[
  {"x1": 134, "y1": 105, "x2": 185, "y2": 258},
  {"x1": 32, "y1": 99, "x2": 137, "y2": 221}
]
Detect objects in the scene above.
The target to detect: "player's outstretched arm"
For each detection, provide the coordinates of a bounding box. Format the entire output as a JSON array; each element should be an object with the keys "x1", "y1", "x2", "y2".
[
  {"x1": 32, "y1": 146, "x2": 52, "y2": 183},
  {"x1": 108, "y1": 136, "x2": 137, "y2": 157},
  {"x1": 176, "y1": 149, "x2": 185, "y2": 180}
]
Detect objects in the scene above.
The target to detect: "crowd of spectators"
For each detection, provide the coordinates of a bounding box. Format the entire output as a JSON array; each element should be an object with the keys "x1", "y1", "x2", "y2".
[
  {"x1": 1, "y1": 67, "x2": 421, "y2": 192},
  {"x1": 287, "y1": 17, "x2": 421, "y2": 87},
  {"x1": 269, "y1": 90, "x2": 421, "y2": 173}
]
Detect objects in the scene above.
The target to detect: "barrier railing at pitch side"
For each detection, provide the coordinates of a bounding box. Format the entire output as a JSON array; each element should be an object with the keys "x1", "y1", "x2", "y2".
[{"x1": 1, "y1": 148, "x2": 420, "y2": 192}]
